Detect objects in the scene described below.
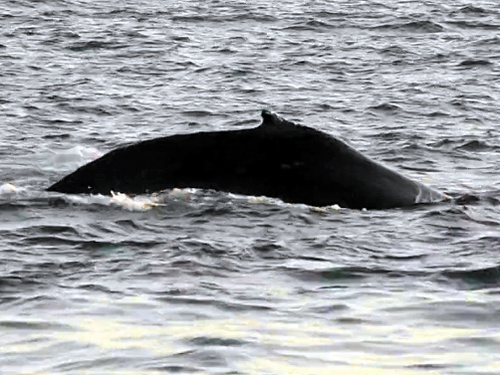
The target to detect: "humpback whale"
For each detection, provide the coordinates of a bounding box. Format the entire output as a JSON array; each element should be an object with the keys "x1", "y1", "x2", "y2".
[{"x1": 47, "y1": 110, "x2": 445, "y2": 209}]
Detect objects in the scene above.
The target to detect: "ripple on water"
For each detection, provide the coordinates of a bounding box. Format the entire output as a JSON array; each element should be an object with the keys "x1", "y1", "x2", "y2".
[{"x1": 1, "y1": 0, "x2": 500, "y2": 374}]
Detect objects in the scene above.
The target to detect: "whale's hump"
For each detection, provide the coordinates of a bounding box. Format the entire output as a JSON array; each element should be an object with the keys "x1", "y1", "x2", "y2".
[{"x1": 47, "y1": 110, "x2": 445, "y2": 209}]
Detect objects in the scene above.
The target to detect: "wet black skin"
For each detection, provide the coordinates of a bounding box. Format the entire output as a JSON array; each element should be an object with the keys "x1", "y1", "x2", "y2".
[{"x1": 47, "y1": 110, "x2": 443, "y2": 209}]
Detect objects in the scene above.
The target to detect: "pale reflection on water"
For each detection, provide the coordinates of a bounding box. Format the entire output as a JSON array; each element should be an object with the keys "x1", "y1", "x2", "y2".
[{"x1": 4, "y1": 293, "x2": 498, "y2": 374}]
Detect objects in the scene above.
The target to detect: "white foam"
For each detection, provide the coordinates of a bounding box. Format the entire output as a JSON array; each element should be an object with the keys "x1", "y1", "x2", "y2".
[
  {"x1": 168, "y1": 188, "x2": 192, "y2": 201},
  {"x1": 62, "y1": 191, "x2": 161, "y2": 212},
  {"x1": 0, "y1": 182, "x2": 32, "y2": 201},
  {"x1": 110, "y1": 191, "x2": 159, "y2": 211},
  {"x1": 309, "y1": 204, "x2": 342, "y2": 213},
  {"x1": 0, "y1": 182, "x2": 18, "y2": 195},
  {"x1": 247, "y1": 195, "x2": 278, "y2": 204}
]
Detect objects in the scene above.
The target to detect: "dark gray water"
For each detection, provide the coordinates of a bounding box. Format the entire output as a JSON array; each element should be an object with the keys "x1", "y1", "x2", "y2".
[{"x1": 1, "y1": 0, "x2": 500, "y2": 374}]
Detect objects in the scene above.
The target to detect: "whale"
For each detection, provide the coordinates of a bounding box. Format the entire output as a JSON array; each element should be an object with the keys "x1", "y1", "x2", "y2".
[{"x1": 47, "y1": 110, "x2": 445, "y2": 209}]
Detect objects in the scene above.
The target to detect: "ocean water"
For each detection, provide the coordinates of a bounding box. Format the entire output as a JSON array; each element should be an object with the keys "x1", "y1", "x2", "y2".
[{"x1": 1, "y1": 0, "x2": 500, "y2": 374}]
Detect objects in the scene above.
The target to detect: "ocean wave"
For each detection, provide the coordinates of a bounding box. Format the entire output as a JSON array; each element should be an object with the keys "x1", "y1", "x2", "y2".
[{"x1": 372, "y1": 20, "x2": 444, "y2": 33}]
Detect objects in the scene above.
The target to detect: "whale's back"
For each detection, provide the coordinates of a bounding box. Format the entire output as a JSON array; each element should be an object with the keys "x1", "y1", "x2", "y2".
[{"x1": 47, "y1": 111, "x2": 444, "y2": 209}]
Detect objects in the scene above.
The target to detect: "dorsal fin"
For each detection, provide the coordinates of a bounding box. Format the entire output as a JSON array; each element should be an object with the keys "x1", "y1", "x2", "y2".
[{"x1": 260, "y1": 110, "x2": 293, "y2": 128}]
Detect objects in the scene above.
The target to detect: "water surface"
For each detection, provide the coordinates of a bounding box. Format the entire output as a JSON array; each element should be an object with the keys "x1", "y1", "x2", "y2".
[{"x1": 1, "y1": 0, "x2": 500, "y2": 374}]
